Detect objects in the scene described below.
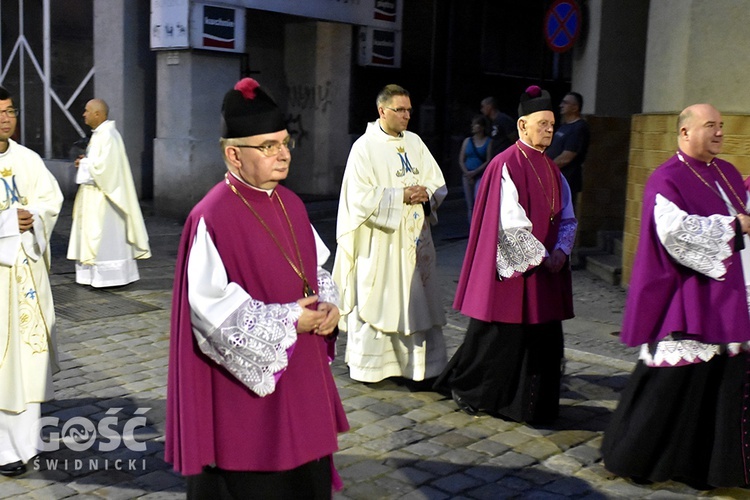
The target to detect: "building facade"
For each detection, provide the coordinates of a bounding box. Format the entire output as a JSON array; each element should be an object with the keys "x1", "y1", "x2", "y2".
[{"x1": 4, "y1": 0, "x2": 750, "y2": 285}]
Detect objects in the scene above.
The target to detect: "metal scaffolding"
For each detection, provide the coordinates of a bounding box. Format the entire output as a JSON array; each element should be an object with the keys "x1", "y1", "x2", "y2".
[{"x1": 0, "y1": 0, "x2": 93, "y2": 158}]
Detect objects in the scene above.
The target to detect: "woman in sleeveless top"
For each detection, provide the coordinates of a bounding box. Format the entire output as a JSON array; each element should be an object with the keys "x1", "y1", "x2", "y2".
[{"x1": 459, "y1": 115, "x2": 492, "y2": 222}]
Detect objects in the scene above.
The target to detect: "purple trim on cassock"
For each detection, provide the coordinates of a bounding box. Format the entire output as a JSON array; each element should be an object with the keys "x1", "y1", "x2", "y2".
[
  {"x1": 453, "y1": 140, "x2": 574, "y2": 324},
  {"x1": 622, "y1": 151, "x2": 750, "y2": 346},
  {"x1": 166, "y1": 176, "x2": 348, "y2": 476}
]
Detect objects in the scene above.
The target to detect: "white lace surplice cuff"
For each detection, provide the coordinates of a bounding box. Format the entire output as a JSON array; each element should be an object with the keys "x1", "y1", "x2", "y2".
[
  {"x1": 194, "y1": 298, "x2": 302, "y2": 397},
  {"x1": 555, "y1": 217, "x2": 577, "y2": 255},
  {"x1": 496, "y1": 226, "x2": 545, "y2": 279},
  {"x1": 639, "y1": 337, "x2": 750, "y2": 368},
  {"x1": 660, "y1": 212, "x2": 735, "y2": 280},
  {"x1": 317, "y1": 267, "x2": 340, "y2": 306}
]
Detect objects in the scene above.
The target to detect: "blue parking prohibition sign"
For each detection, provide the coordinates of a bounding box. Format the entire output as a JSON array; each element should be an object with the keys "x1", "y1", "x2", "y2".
[{"x1": 544, "y1": 0, "x2": 581, "y2": 53}]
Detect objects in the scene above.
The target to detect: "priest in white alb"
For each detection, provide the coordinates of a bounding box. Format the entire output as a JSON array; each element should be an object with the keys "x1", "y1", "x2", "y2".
[
  {"x1": 67, "y1": 98, "x2": 150, "y2": 287},
  {"x1": 0, "y1": 85, "x2": 63, "y2": 477},
  {"x1": 333, "y1": 84, "x2": 448, "y2": 386}
]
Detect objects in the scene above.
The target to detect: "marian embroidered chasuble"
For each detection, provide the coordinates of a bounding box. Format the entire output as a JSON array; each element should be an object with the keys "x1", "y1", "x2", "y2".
[
  {"x1": 0, "y1": 139, "x2": 63, "y2": 412},
  {"x1": 334, "y1": 121, "x2": 448, "y2": 335},
  {"x1": 332, "y1": 121, "x2": 449, "y2": 382}
]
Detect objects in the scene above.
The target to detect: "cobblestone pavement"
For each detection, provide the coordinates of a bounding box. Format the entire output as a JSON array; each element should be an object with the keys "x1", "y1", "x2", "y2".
[{"x1": 1, "y1": 197, "x2": 747, "y2": 499}]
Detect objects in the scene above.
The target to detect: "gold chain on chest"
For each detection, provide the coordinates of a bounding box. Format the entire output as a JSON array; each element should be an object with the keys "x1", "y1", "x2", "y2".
[
  {"x1": 515, "y1": 143, "x2": 557, "y2": 223},
  {"x1": 225, "y1": 174, "x2": 314, "y2": 297},
  {"x1": 677, "y1": 152, "x2": 749, "y2": 214}
]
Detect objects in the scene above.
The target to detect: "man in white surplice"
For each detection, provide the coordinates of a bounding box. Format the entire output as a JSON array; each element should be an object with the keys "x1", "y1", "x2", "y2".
[
  {"x1": 67, "y1": 99, "x2": 150, "y2": 287},
  {"x1": 0, "y1": 86, "x2": 63, "y2": 477}
]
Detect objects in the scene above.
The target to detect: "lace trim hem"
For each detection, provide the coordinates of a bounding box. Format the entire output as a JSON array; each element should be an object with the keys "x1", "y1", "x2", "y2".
[
  {"x1": 195, "y1": 298, "x2": 301, "y2": 396},
  {"x1": 639, "y1": 336, "x2": 750, "y2": 367}
]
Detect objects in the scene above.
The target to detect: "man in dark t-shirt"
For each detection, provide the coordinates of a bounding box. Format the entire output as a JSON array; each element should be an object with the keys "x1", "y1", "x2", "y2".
[
  {"x1": 545, "y1": 92, "x2": 590, "y2": 211},
  {"x1": 480, "y1": 96, "x2": 517, "y2": 158}
]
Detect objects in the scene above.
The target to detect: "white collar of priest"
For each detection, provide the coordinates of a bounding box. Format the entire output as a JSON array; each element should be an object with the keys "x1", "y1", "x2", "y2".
[
  {"x1": 519, "y1": 138, "x2": 545, "y2": 153},
  {"x1": 230, "y1": 171, "x2": 274, "y2": 196},
  {"x1": 379, "y1": 123, "x2": 404, "y2": 138},
  {"x1": 92, "y1": 119, "x2": 114, "y2": 133}
]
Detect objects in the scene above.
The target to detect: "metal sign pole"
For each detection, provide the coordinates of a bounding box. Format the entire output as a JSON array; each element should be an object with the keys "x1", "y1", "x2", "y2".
[{"x1": 44, "y1": 0, "x2": 51, "y2": 158}]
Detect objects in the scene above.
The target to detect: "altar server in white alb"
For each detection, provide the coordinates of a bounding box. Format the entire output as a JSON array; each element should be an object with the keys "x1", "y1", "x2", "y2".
[
  {"x1": 0, "y1": 85, "x2": 63, "y2": 477},
  {"x1": 67, "y1": 99, "x2": 150, "y2": 287},
  {"x1": 333, "y1": 84, "x2": 448, "y2": 385}
]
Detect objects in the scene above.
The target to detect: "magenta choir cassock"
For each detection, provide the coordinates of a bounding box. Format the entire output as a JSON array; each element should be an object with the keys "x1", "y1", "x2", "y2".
[
  {"x1": 435, "y1": 139, "x2": 576, "y2": 424},
  {"x1": 602, "y1": 150, "x2": 750, "y2": 488},
  {"x1": 165, "y1": 176, "x2": 349, "y2": 481},
  {"x1": 454, "y1": 141, "x2": 574, "y2": 324},
  {"x1": 621, "y1": 153, "x2": 750, "y2": 348}
]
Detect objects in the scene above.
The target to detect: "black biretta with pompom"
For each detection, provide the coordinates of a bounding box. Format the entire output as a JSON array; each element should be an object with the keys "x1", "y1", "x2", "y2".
[
  {"x1": 518, "y1": 85, "x2": 554, "y2": 117},
  {"x1": 221, "y1": 78, "x2": 287, "y2": 138}
]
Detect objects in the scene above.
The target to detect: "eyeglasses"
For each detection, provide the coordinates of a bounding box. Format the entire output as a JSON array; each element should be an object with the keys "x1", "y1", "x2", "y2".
[
  {"x1": 0, "y1": 108, "x2": 19, "y2": 118},
  {"x1": 384, "y1": 107, "x2": 413, "y2": 115},
  {"x1": 235, "y1": 136, "x2": 296, "y2": 157}
]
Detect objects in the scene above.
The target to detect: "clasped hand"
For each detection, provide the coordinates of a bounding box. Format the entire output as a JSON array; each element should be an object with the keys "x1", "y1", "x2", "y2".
[
  {"x1": 403, "y1": 185, "x2": 429, "y2": 205},
  {"x1": 543, "y1": 248, "x2": 567, "y2": 273},
  {"x1": 296, "y1": 295, "x2": 340, "y2": 336},
  {"x1": 18, "y1": 208, "x2": 34, "y2": 233},
  {"x1": 737, "y1": 214, "x2": 750, "y2": 235}
]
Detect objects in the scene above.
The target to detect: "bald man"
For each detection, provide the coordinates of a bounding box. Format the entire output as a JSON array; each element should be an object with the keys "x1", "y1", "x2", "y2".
[
  {"x1": 68, "y1": 99, "x2": 150, "y2": 287},
  {"x1": 602, "y1": 104, "x2": 750, "y2": 488}
]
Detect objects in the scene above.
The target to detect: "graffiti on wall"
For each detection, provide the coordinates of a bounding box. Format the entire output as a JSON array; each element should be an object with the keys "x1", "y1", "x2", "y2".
[{"x1": 287, "y1": 81, "x2": 334, "y2": 113}]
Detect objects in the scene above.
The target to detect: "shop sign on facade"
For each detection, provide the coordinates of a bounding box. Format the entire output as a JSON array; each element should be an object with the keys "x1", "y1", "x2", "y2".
[
  {"x1": 150, "y1": 1, "x2": 245, "y2": 53},
  {"x1": 191, "y1": 3, "x2": 245, "y2": 52},
  {"x1": 358, "y1": 27, "x2": 401, "y2": 68},
  {"x1": 373, "y1": 0, "x2": 398, "y2": 23},
  {"x1": 152, "y1": 0, "x2": 399, "y2": 58},
  {"x1": 239, "y1": 0, "x2": 402, "y2": 30}
]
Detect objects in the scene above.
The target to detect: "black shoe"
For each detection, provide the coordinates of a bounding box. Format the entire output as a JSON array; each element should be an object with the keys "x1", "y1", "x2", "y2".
[
  {"x1": 403, "y1": 377, "x2": 438, "y2": 392},
  {"x1": 630, "y1": 476, "x2": 653, "y2": 485},
  {"x1": 451, "y1": 390, "x2": 478, "y2": 416},
  {"x1": 0, "y1": 460, "x2": 26, "y2": 477},
  {"x1": 676, "y1": 476, "x2": 714, "y2": 491}
]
